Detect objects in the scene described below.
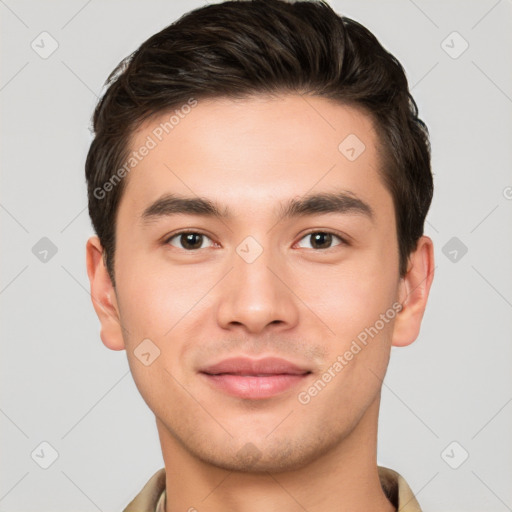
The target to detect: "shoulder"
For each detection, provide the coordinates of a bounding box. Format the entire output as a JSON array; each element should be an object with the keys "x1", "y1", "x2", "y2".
[
  {"x1": 378, "y1": 465, "x2": 423, "y2": 512},
  {"x1": 122, "y1": 468, "x2": 166, "y2": 512}
]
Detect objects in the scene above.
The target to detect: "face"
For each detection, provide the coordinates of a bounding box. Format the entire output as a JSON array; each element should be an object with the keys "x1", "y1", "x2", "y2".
[{"x1": 90, "y1": 94, "x2": 430, "y2": 473}]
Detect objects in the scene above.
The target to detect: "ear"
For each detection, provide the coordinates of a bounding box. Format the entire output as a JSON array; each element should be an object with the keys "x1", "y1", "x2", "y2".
[
  {"x1": 86, "y1": 236, "x2": 125, "y2": 351},
  {"x1": 392, "y1": 235, "x2": 435, "y2": 347}
]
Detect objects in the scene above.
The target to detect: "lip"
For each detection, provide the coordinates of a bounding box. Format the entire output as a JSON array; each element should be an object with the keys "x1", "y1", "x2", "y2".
[
  {"x1": 199, "y1": 356, "x2": 312, "y2": 400},
  {"x1": 201, "y1": 356, "x2": 310, "y2": 376}
]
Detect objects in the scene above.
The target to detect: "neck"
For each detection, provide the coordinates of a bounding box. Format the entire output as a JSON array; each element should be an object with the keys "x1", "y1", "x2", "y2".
[{"x1": 156, "y1": 393, "x2": 395, "y2": 512}]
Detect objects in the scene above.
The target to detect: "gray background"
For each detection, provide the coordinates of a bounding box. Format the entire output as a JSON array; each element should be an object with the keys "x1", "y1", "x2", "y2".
[{"x1": 1, "y1": 0, "x2": 511, "y2": 511}]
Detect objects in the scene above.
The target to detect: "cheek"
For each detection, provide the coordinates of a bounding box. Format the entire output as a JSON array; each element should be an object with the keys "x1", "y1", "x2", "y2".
[
  {"x1": 116, "y1": 264, "x2": 201, "y2": 342},
  {"x1": 114, "y1": 226, "x2": 201, "y2": 336},
  {"x1": 114, "y1": 264, "x2": 199, "y2": 412},
  {"x1": 305, "y1": 250, "x2": 399, "y2": 341},
  {"x1": 301, "y1": 257, "x2": 399, "y2": 414}
]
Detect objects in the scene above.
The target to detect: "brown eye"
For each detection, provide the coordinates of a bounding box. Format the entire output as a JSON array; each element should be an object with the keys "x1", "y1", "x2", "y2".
[
  {"x1": 296, "y1": 232, "x2": 345, "y2": 250},
  {"x1": 166, "y1": 232, "x2": 212, "y2": 250}
]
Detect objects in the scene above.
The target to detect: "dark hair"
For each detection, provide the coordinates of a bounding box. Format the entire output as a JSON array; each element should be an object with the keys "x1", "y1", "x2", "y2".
[{"x1": 85, "y1": 0, "x2": 433, "y2": 285}]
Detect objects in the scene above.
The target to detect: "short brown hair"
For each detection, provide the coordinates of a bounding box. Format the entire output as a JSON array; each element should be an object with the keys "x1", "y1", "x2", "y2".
[{"x1": 85, "y1": 0, "x2": 433, "y2": 285}]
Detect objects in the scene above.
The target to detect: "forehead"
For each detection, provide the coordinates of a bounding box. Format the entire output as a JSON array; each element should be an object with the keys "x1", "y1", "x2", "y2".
[{"x1": 120, "y1": 94, "x2": 391, "y2": 222}]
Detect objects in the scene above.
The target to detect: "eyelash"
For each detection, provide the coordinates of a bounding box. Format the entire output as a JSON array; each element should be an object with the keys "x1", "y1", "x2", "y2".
[{"x1": 163, "y1": 229, "x2": 349, "y2": 251}]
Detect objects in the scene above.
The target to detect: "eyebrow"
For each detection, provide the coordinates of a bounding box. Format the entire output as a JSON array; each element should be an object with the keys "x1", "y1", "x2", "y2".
[{"x1": 141, "y1": 191, "x2": 374, "y2": 224}]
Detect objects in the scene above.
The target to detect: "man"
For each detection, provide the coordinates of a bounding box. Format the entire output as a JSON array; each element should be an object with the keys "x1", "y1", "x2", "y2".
[{"x1": 85, "y1": 0, "x2": 434, "y2": 510}]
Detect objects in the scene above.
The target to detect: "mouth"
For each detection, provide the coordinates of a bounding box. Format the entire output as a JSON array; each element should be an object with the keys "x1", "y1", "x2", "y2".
[{"x1": 199, "y1": 356, "x2": 313, "y2": 400}]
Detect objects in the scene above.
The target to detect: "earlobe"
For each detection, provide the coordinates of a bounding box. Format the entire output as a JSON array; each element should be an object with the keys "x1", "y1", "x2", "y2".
[
  {"x1": 392, "y1": 236, "x2": 435, "y2": 347},
  {"x1": 85, "y1": 236, "x2": 126, "y2": 351}
]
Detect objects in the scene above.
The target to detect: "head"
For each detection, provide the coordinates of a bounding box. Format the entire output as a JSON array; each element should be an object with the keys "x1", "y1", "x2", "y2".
[{"x1": 86, "y1": 0, "x2": 434, "y2": 473}]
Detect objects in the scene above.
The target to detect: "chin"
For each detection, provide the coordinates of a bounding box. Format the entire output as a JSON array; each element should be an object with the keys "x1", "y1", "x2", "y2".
[{"x1": 186, "y1": 429, "x2": 339, "y2": 474}]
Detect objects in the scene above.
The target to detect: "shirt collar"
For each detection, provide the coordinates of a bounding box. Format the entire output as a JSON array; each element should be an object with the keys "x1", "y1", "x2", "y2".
[{"x1": 124, "y1": 466, "x2": 422, "y2": 512}]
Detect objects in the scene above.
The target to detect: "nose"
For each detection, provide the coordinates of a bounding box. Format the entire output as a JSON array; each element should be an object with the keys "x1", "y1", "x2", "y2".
[{"x1": 215, "y1": 242, "x2": 300, "y2": 335}]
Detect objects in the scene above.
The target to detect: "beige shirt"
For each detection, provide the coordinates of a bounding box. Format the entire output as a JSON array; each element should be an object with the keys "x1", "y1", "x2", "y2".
[{"x1": 123, "y1": 466, "x2": 422, "y2": 512}]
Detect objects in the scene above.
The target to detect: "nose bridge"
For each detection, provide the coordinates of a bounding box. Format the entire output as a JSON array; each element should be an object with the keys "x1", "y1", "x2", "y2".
[{"x1": 215, "y1": 235, "x2": 299, "y2": 333}]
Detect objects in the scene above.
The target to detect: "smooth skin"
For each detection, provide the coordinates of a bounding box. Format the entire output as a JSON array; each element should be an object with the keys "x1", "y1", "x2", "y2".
[{"x1": 87, "y1": 94, "x2": 434, "y2": 512}]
